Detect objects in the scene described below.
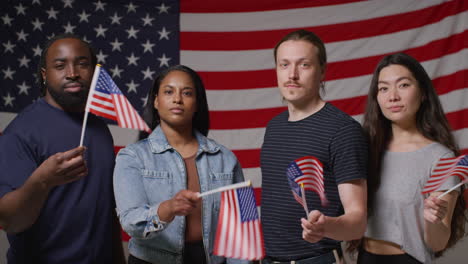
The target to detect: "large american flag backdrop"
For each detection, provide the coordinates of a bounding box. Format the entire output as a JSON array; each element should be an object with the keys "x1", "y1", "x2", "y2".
[{"x1": 0, "y1": 0, "x2": 467, "y2": 245}]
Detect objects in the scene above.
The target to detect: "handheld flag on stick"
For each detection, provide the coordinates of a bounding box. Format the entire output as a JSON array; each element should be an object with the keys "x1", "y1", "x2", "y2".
[
  {"x1": 286, "y1": 156, "x2": 328, "y2": 208},
  {"x1": 79, "y1": 65, "x2": 151, "y2": 146},
  {"x1": 213, "y1": 184, "x2": 265, "y2": 260},
  {"x1": 422, "y1": 155, "x2": 468, "y2": 198}
]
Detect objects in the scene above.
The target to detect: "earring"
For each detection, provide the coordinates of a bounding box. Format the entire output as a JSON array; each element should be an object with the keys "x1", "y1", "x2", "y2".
[{"x1": 320, "y1": 81, "x2": 325, "y2": 90}]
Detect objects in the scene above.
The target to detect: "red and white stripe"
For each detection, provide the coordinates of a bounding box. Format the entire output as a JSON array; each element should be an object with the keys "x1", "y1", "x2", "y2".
[
  {"x1": 295, "y1": 157, "x2": 328, "y2": 206},
  {"x1": 1, "y1": 0, "x2": 467, "y2": 243},
  {"x1": 422, "y1": 155, "x2": 468, "y2": 194},
  {"x1": 87, "y1": 87, "x2": 150, "y2": 133},
  {"x1": 214, "y1": 189, "x2": 265, "y2": 260},
  {"x1": 177, "y1": 0, "x2": 468, "y2": 196}
]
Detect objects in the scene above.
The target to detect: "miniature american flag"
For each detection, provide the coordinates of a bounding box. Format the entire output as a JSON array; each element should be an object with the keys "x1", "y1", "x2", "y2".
[
  {"x1": 214, "y1": 186, "x2": 265, "y2": 260},
  {"x1": 286, "y1": 156, "x2": 328, "y2": 207},
  {"x1": 422, "y1": 155, "x2": 468, "y2": 195},
  {"x1": 86, "y1": 65, "x2": 151, "y2": 133}
]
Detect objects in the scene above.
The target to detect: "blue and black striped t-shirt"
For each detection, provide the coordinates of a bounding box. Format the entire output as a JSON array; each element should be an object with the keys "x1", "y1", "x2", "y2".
[{"x1": 260, "y1": 102, "x2": 368, "y2": 260}]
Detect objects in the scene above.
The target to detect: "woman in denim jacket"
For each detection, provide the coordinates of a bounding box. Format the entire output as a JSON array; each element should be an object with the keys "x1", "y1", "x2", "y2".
[{"x1": 114, "y1": 65, "x2": 250, "y2": 264}]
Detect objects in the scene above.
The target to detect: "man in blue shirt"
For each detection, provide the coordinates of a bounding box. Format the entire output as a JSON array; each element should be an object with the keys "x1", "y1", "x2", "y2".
[{"x1": 0, "y1": 34, "x2": 125, "y2": 264}]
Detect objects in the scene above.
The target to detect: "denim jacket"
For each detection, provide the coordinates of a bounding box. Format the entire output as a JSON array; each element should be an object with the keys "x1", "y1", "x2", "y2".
[{"x1": 114, "y1": 126, "x2": 250, "y2": 264}]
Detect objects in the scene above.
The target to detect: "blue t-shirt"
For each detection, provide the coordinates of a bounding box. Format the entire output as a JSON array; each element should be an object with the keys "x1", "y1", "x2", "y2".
[
  {"x1": 0, "y1": 98, "x2": 115, "y2": 264},
  {"x1": 260, "y1": 103, "x2": 368, "y2": 260}
]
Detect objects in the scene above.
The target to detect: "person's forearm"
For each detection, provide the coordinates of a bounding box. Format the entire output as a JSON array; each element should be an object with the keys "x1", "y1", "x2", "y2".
[
  {"x1": 0, "y1": 173, "x2": 50, "y2": 233},
  {"x1": 323, "y1": 210, "x2": 367, "y2": 241},
  {"x1": 424, "y1": 220, "x2": 450, "y2": 252}
]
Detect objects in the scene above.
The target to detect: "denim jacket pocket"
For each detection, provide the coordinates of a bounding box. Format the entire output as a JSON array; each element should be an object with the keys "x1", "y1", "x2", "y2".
[
  {"x1": 210, "y1": 172, "x2": 234, "y2": 188},
  {"x1": 210, "y1": 172, "x2": 234, "y2": 212},
  {"x1": 141, "y1": 170, "x2": 174, "y2": 201}
]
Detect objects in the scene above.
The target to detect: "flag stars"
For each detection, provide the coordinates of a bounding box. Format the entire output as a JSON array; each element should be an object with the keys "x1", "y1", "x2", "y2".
[
  {"x1": 158, "y1": 27, "x2": 170, "y2": 40},
  {"x1": 157, "y1": 3, "x2": 170, "y2": 14},
  {"x1": 93, "y1": 0, "x2": 106, "y2": 11},
  {"x1": 141, "y1": 67, "x2": 155, "y2": 80},
  {"x1": 62, "y1": 0, "x2": 74, "y2": 8},
  {"x1": 32, "y1": 18, "x2": 44, "y2": 31},
  {"x1": 126, "y1": 26, "x2": 139, "y2": 39},
  {"x1": 15, "y1": 4, "x2": 27, "y2": 16},
  {"x1": 141, "y1": 40, "x2": 155, "y2": 53},
  {"x1": 32, "y1": 0, "x2": 41, "y2": 4},
  {"x1": 2, "y1": 67, "x2": 16, "y2": 80},
  {"x1": 110, "y1": 65, "x2": 123, "y2": 78},
  {"x1": 18, "y1": 55, "x2": 31, "y2": 68},
  {"x1": 2, "y1": 14, "x2": 13, "y2": 26},
  {"x1": 63, "y1": 22, "x2": 76, "y2": 34},
  {"x1": 141, "y1": 95, "x2": 148, "y2": 107},
  {"x1": 96, "y1": 50, "x2": 108, "y2": 64},
  {"x1": 78, "y1": 10, "x2": 90, "y2": 23},
  {"x1": 157, "y1": 54, "x2": 171, "y2": 67},
  {"x1": 3, "y1": 93, "x2": 15, "y2": 107},
  {"x1": 32, "y1": 45, "x2": 42, "y2": 57},
  {"x1": 17, "y1": 81, "x2": 31, "y2": 95},
  {"x1": 141, "y1": 14, "x2": 154, "y2": 26},
  {"x1": 110, "y1": 38, "x2": 123, "y2": 52},
  {"x1": 16, "y1": 30, "x2": 29, "y2": 42},
  {"x1": 126, "y1": 53, "x2": 140, "y2": 66},
  {"x1": 46, "y1": 7, "x2": 59, "y2": 19},
  {"x1": 94, "y1": 24, "x2": 108, "y2": 38},
  {"x1": 126, "y1": 80, "x2": 139, "y2": 93},
  {"x1": 3, "y1": 41, "x2": 15, "y2": 53},
  {"x1": 109, "y1": 12, "x2": 122, "y2": 25},
  {"x1": 126, "y1": 2, "x2": 138, "y2": 13}
]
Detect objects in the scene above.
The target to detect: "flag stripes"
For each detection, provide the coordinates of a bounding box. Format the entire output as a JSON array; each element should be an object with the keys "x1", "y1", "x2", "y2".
[
  {"x1": 180, "y1": 0, "x2": 365, "y2": 13},
  {"x1": 214, "y1": 187, "x2": 265, "y2": 260},
  {"x1": 181, "y1": 1, "x2": 465, "y2": 51},
  {"x1": 286, "y1": 156, "x2": 328, "y2": 207},
  {"x1": 1, "y1": 0, "x2": 466, "y2": 204},
  {"x1": 422, "y1": 155, "x2": 468, "y2": 194},
  {"x1": 179, "y1": 0, "x2": 468, "y2": 195},
  {"x1": 86, "y1": 66, "x2": 151, "y2": 133}
]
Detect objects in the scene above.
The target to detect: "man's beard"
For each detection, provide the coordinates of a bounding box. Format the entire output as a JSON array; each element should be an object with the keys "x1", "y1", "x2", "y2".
[{"x1": 47, "y1": 85, "x2": 89, "y2": 110}]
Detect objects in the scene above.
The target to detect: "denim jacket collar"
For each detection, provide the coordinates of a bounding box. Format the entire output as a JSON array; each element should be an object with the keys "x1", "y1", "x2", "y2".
[{"x1": 147, "y1": 125, "x2": 220, "y2": 154}]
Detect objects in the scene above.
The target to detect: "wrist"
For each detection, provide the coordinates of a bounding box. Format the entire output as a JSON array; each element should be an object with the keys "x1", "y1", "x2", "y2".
[
  {"x1": 29, "y1": 170, "x2": 52, "y2": 192},
  {"x1": 157, "y1": 200, "x2": 175, "y2": 222}
]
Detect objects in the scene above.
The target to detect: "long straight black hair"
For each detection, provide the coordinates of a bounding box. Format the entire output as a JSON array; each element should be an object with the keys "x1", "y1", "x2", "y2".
[
  {"x1": 362, "y1": 53, "x2": 465, "y2": 256},
  {"x1": 140, "y1": 65, "x2": 210, "y2": 139}
]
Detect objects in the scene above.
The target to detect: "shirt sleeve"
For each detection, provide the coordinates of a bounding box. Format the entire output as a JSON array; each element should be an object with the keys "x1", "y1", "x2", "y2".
[
  {"x1": 329, "y1": 121, "x2": 368, "y2": 184},
  {"x1": 0, "y1": 132, "x2": 38, "y2": 198},
  {"x1": 113, "y1": 147, "x2": 168, "y2": 239}
]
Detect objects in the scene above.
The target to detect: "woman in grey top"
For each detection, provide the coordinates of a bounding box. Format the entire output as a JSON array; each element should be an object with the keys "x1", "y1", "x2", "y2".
[{"x1": 358, "y1": 53, "x2": 466, "y2": 263}]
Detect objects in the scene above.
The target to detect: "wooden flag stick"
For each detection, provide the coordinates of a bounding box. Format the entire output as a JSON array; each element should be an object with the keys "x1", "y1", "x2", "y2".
[
  {"x1": 198, "y1": 180, "x2": 251, "y2": 198},
  {"x1": 301, "y1": 183, "x2": 309, "y2": 218}
]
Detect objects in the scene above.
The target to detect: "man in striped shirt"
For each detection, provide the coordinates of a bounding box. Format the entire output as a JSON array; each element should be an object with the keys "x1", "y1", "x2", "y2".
[{"x1": 260, "y1": 29, "x2": 368, "y2": 263}]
